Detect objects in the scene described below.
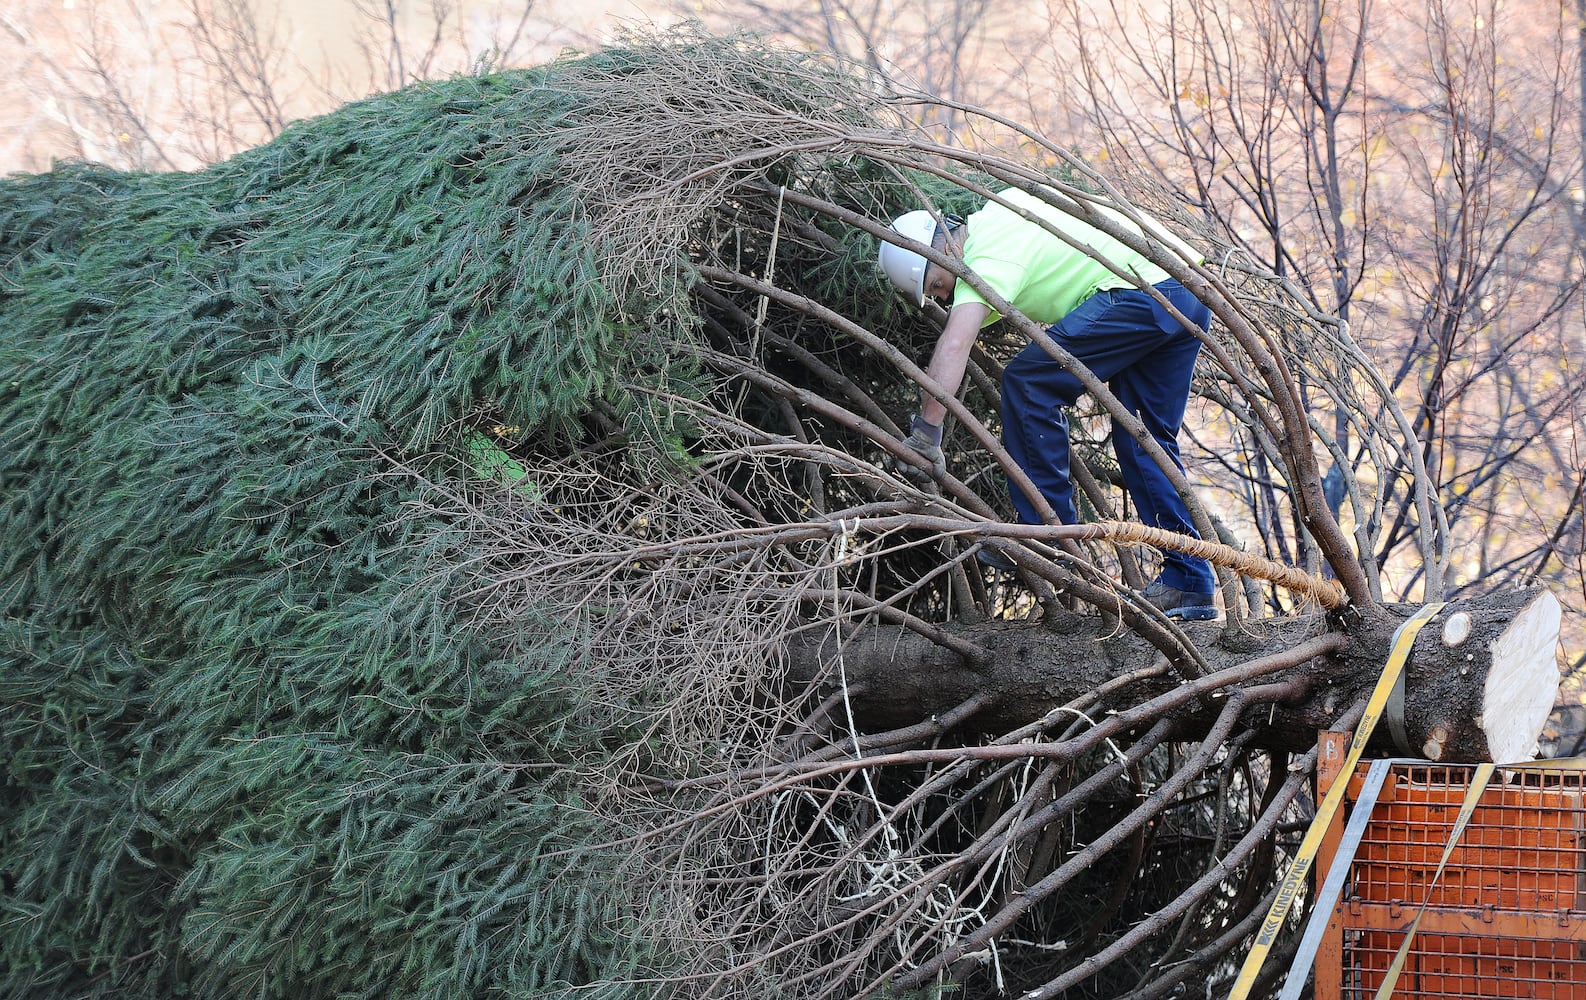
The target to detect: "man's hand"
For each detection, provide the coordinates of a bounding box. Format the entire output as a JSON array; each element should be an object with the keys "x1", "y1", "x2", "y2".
[{"x1": 898, "y1": 414, "x2": 946, "y2": 487}]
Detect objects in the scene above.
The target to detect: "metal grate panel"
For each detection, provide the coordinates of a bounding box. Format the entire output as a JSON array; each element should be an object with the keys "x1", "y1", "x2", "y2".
[
  {"x1": 1346, "y1": 764, "x2": 1586, "y2": 913},
  {"x1": 1315, "y1": 743, "x2": 1586, "y2": 1000},
  {"x1": 1339, "y1": 930, "x2": 1586, "y2": 999}
]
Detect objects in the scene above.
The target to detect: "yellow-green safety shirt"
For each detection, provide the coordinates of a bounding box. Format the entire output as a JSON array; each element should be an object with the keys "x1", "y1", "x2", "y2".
[{"x1": 953, "y1": 187, "x2": 1200, "y2": 327}]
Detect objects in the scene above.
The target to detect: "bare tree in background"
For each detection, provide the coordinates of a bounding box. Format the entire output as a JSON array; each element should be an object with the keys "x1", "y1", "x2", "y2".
[
  {"x1": 676, "y1": 0, "x2": 1044, "y2": 140},
  {"x1": 1038, "y1": 0, "x2": 1586, "y2": 675},
  {"x1": 2, "y1": 0, "x2": 543, "y2": 171}
]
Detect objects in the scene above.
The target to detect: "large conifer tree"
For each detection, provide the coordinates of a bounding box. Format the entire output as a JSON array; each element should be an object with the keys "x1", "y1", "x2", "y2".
[
  {"x1": 2, "y1": 29, "x2": 1561, "y2": 1000},
  {"x1": 0, "y1": 34, "x2": 872, "y2": 998}
]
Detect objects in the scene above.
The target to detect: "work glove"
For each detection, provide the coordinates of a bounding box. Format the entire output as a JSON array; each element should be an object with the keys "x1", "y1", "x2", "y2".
[{"x1": 897, "y1": 414, "x2": 946, "y2": 488}]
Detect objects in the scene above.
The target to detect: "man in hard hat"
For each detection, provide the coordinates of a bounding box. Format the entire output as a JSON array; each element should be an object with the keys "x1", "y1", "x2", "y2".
[{"x1": 876, "y1": 187, "x2": 1218, "y2": 621}]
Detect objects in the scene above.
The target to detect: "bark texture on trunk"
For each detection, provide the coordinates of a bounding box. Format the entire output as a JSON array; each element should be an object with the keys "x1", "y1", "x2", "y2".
[{"x1": 787, "y1": 588, "x2": 1562, "y2": 763}]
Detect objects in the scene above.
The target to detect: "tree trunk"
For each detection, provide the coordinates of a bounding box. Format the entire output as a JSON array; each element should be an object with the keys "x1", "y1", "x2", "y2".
[{"x1": 787, "y1": 588, "x2": 1562, "y2": 764}]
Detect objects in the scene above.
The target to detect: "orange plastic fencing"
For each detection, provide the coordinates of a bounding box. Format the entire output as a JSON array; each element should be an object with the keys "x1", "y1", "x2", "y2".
[{"x1": 1313, "y1": 735, "x2": 1586, "y2": 999}]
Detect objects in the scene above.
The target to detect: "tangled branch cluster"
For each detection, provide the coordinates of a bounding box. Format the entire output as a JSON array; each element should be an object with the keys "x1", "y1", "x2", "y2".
[{"x1": 423, "y1": 32, "x2": 1446, "y2": 998}]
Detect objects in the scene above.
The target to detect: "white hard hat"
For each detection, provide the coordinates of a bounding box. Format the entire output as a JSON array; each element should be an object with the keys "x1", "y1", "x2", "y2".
[{"x1": 877, "y1": 210, "x2": 940, "y2": 307}]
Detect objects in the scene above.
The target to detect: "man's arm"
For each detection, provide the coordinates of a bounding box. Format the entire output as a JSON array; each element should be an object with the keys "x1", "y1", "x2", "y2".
[{"x1": 918, "y1": 301, "x2": 991, "y2": 425}]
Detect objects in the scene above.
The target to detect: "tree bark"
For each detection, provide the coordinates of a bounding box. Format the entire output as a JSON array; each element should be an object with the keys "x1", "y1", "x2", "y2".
[{"x1": 787, "y1": 588, "x2": 1562, "y2": 764}]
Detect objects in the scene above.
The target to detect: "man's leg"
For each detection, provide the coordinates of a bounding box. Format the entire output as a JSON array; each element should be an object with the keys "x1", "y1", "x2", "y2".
[
  {"x1": 1001, "y1": 341, "x2": 1083, "y2": 524},
  {"x1": 1002, "y1": 288, "x2": 1185, "y2": 525},
  {"x1": 1111, "y1": 283, "x2": 1217, "y2": 595},
  {"x1": 1002, "y1": 283, "x2": 1214, "y2": 538},
  {"x1": 1112, "y1": 364, "x2": 1217, "y2": 594}
]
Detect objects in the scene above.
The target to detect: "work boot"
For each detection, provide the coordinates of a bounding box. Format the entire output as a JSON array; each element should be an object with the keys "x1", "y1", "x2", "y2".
[{"x1": 1141, "y1": 579, "x2": 1218, "y2": 621}]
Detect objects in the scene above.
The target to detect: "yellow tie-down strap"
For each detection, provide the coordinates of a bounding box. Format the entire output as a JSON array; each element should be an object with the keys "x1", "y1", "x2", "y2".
[{"x1": 1226, "y1": 602, "x2": 1446, "y2": 1000}]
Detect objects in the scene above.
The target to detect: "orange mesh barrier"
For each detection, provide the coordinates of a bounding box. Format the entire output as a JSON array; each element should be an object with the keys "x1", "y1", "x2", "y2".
[{"x1": 1314, "y1": 737, "x2": 1586, "y2": 1000}]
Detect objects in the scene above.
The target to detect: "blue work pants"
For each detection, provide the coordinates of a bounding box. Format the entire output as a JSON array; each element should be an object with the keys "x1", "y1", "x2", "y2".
[{"x1": 1000, "y1": 280, "x2": 1216, "y2": 593}]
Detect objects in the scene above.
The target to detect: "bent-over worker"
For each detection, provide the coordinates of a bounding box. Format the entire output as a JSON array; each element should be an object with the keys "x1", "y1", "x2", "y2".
[{"x1": 877, "y1": 187, "x2": 1218, "y2": 621}]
